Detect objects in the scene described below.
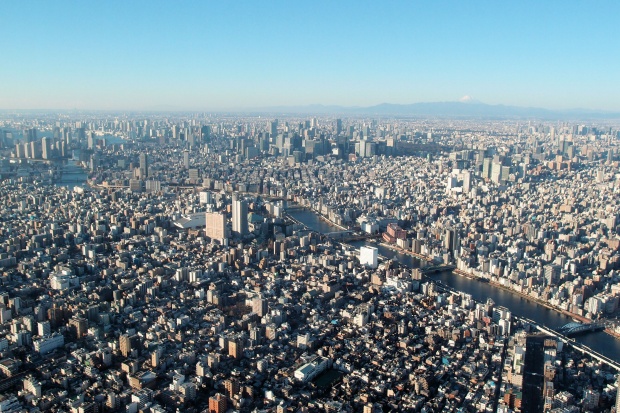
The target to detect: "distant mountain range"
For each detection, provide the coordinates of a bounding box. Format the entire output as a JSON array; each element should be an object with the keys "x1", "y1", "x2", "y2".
[
  {"x1": 244, "y1": 101, "x2": 620, "y2": 119},
  {"x1": 2, "y1": 100, "x2": 618, "y2": 119}
]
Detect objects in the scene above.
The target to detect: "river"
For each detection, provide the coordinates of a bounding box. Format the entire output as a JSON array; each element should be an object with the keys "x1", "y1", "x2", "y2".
[
  {"x1": 289, "y1": 209, "x2": 620, "y2": 363},
  {"x1": 54, "y1": 158, "x2": 88, "y2": 189},
  {"x1": 54, "y1": 134, "x2": 126, "y2": 189}
]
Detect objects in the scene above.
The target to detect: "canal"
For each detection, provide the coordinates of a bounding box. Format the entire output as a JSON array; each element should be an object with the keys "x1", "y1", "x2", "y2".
[{"x1": 289, "y1": 209, "x2": 620, "y2": 363}]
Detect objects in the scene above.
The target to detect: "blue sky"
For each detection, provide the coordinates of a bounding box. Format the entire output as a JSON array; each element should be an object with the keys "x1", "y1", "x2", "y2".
[{"x1": 1, "y1": 1, "x2": 619, "y2": 111}]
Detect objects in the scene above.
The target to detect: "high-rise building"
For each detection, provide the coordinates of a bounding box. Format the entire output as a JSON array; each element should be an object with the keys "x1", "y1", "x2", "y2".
[
  {"x1": 482, "y1": 157, "x2": 492, "y2": 179},
  {"x1": 224, "y1": 378, "x2": 240, "y2": 399},
  {"x1": 74, "y1": 127, "x2": 85, "y2": 143},
  {"x1": 228, "y1": 337, "x2": 244, "y2": 359},
  {"x1": 29, "y1": 141, "x2": 41, "y2": 159},
  {"x1": 252, "y1": 296, "x2": 268, "y2": 317},
  {"x1": 119, "y1": 334, "x2": 132, "y2": 357},
  {"x1": 151, "y1": 349, "x2": 160, "y2": 368},
  {"x1": 120, "y1": 334, "x2": 140, "y2": 358},
  {"x1": 41, "y1": 137, "x2": 52, "y2": 159},
  {"x1": 491, "y1": 161, "x2": 502, "y2": 183},
  {"x1": 23, "y1": 128, "x2": 37, "y2": 142},
  {"x1": 180, "y1": 382, "x2": 197, "y2": 400},
  {"x1": 444, "y1": 228, "x2": 459, "y2": 252},
  {"x1": 15, "y1": 143, "x2": 25, "y2": 158},
  {"x1": 139, "y1": 153, "x2": 148, "y2": 178},
  {"x1": 200, "y1": 191, "x2": 213, "y2": 205},
  {"x1": 336, "y1": 118, "x2": 342, "y2": 135},
  {"x1": 544, "y1": 264, "x2": 561, "y2": 286},
  {"x1": 37, "y1": 321, "x2": 51, "y2": 337},
  {"x1": 205, "y1": 212, "x2": 227, "y2": 240},
  {"x1": 209, "y1": 393, "x2": 227, "y2": 413},
  {"x1": 87, "y1": 131, "x2": 95, "y2": 149},
  {"x1": 68, "y1": 317, "x2": 88, "y2": 338},
  {"x1": 463, "y1": 170, "x2": 472, "y2": 193},
  {"x1": 201, "y1": 125, "x2": 211, "y2": 141},
  {"x1": 232, "y1": 196, "x2": 248, "y2": 237},
  {"x1": 360, "y1": 246, "x2": 378, "y2": 269},
  {"x1": 145, "y1": 180, "x2": 161, "y2": 193}
]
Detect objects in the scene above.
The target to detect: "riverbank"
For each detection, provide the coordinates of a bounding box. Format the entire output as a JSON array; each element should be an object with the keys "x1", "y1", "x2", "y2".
[
  {"x1": 452, "y1": 268, "x2": 593, "y2": 324},
  {"x1": 286, "y1": 203, "x2": 351, "y2": 233},
  {"x1": 375, "y1": 240, "x2": 598, "y2": 327},
  {"x1": 605, "y1": 328, "x2": 620, "y2": 340},
  {"x1": 53, "y1": 159, "x2": 90, "y2": 189},
  {"x1": 290, "y1": 208, "x2": 620, "y2": 360},
  {"x1": 377, "y1": 241, "x2": 433, "y2": 263},
  {"x1": 315, "y1": 211, "x2": 348, "y2": 231}
]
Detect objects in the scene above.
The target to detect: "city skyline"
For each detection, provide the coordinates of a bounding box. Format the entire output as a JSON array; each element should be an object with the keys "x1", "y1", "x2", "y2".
[
  {"x1": 1, "y1": 1, "x2": 619, "y2": 111},
  {"x1": 1, "y1": 113, "x2": 620, "y2": 411}
]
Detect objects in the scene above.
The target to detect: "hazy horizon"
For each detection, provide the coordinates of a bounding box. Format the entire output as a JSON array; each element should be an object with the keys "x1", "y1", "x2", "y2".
[{"x1": 1, "y1": 1, "x2": 619, "y2": 112}]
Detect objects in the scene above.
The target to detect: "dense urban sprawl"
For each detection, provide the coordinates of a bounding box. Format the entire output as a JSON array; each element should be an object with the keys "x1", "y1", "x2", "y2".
[{"x1": 0, "y1": 113, "x2": 619, "y2": 412}]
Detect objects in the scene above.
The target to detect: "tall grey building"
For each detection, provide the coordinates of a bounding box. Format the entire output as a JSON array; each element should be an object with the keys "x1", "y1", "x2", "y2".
[
  {"x1": 139, "y1": 153, "x2": 148, "y2": 178},
  {"x1": 232, "y1": 195, "x2": 248, "y2": 237}
]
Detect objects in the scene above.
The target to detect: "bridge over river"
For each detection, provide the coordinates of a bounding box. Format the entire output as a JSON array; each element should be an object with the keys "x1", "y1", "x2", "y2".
[
  {"x1": 556, "y1": 322, "x2": 606, "y2": 336},
  {"x1": 287, "y1": 207, "x2": 620, "y2": 363}
]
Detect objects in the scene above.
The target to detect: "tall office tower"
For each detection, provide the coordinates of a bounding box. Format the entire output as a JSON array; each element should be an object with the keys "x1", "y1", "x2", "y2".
[
  {"x1": 187, "y1": 130, "x2": 196, "y2": 147},
  {"x1": 232, "y1": 195, "x2": 248, "y2": 237},
  {"x1": 336, "y1": 118, "x2": 342, "y2": 135},
  {"x1": 462, "y1": 170, "x2": 472, "y2": 193},
  {"x1": 444, "y1": 228, "x2": 459, "y2": 253},
  {"x1": 269, "y1": 119, "x2": 278, "y2": 137},
  {"x1": 490, "y1": 161, "x2": 502, "y2": 183},
  {"x1": 15, "y1": 143, "x2": 25, "y2": 158},
  {"x1": 29, "y1": 141, "x2": 41, "y2": 159},
  {"x1": 74, "y1": 127, "x2": 85, "y2": 143},
  {"x1": 139, "y1": 153, "x2": 148, "y2": 178},
  {"x1": 205, "y1": 212, "x2": 227, "y2": 240},
  {"x1": 24, "y1": 128, "x2": 37, "y2": 142},
  {"x1": 41, "y1": 137, "x2": 52, "y2": 159},
  {"x1": 201, "y1": 125, "x2": 211, "y2": 142},
  {"x1": 87, "y1": 131, "x2": 95, "y2": 149},
  {"x1": 482, "y1": 157, "x2": 493, "y2": 179},
  {"x1": 183, "y1": 150, "x2": 190, "y2": 169}
]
